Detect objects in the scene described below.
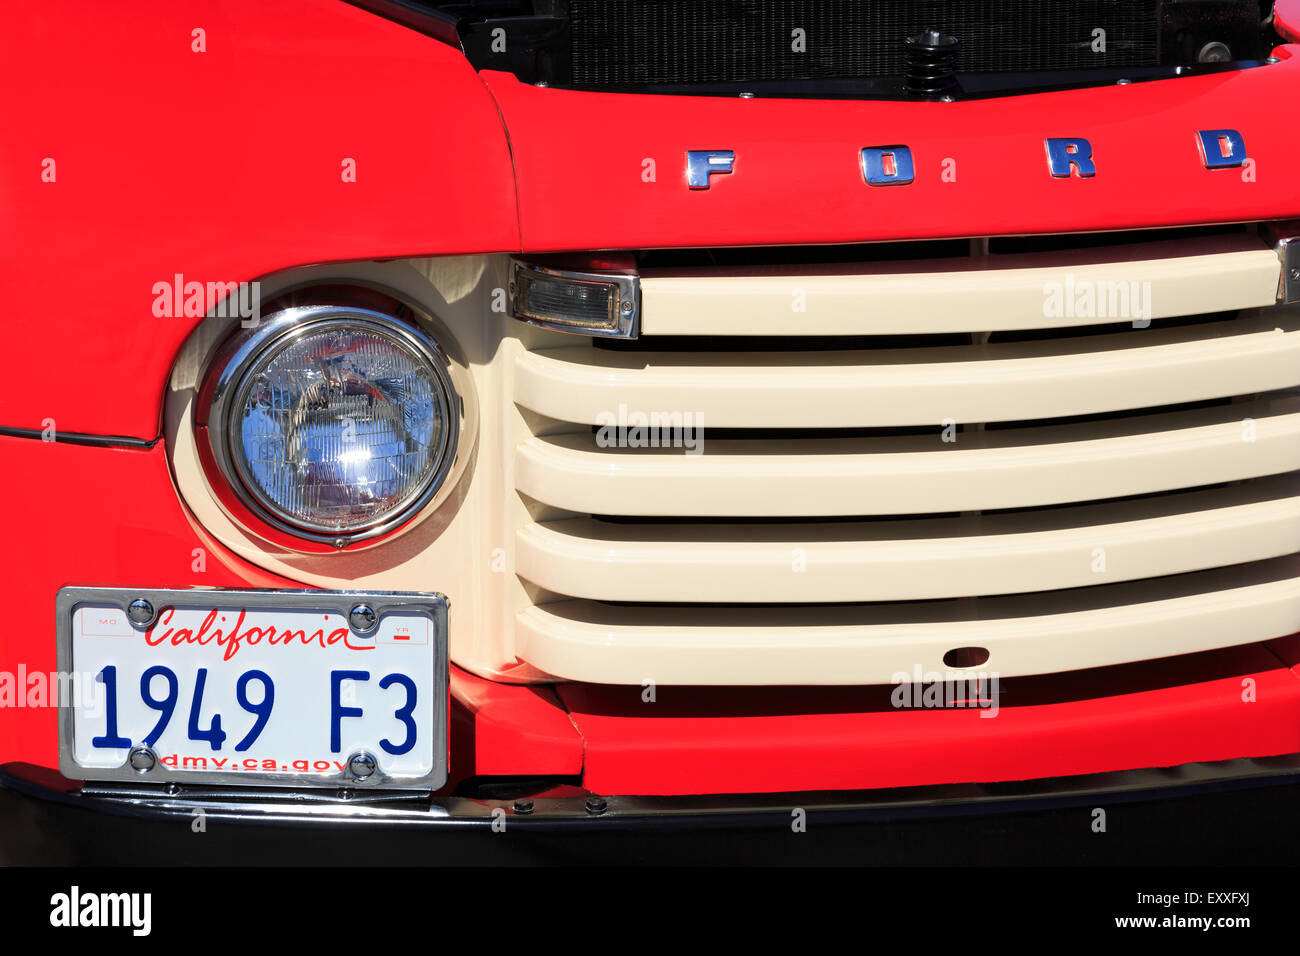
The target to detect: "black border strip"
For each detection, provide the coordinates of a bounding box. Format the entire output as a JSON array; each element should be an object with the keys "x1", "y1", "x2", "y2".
[
  {"x1": 0, "y1": 426, "x2": 157, "y2": 449},
  {"x1": 558, "y1": 60, "x2": 1269, "y2": 101},
  {"x1": 342, "y1": 0, "x2": 462, "y2": 47},
  {"x1": 10, "y1": 753, "x2": 1300, "y2": 832}
]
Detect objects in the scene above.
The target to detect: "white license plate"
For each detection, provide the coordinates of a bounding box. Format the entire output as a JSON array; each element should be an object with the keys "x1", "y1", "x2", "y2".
[{"x1": 56, "y1": 587, "x2": 448, "y2": 789}]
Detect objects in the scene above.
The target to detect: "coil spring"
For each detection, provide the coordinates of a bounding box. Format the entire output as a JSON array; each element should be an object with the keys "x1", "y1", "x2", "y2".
[{"x1": 905, "y1": 29, "x2": 961, "y2": 97}]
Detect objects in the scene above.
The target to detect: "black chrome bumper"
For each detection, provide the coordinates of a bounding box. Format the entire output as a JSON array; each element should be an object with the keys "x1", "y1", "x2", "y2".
[{"x1": 6, "y1": 757, "x2": 1300, "y2": 864}]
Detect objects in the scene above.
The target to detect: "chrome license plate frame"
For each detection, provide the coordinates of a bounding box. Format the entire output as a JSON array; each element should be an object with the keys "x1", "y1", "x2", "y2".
[{"x1": 56, "y1": 586, "x2": 448, "y2": 791}]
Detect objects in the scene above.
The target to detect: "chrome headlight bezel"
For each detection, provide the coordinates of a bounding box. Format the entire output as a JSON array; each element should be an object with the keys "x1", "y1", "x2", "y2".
[{"x1": 201, "y1": 303, "x2": 462, "y2": 548}]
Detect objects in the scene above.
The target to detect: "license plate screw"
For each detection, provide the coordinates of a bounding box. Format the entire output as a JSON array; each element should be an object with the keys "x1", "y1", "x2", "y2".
[
  {"x1": 584, "y1": 796, "x2": 608, "y2": 816},
  {"x1": 513, "y1": 799, "x2": 534, "y2": 815},
  {"x1": 348, "y1": 603, "x2": 378, "y2": 634},
  {"x1": 127, "y1": 746, "x2": 157, "y2": 773},
  {"x1": 126, "y1": 599, "x2": 155, "y2": 629},
  {"x1": 347, "y1": 751, "x2": 377, "y2": 781}
]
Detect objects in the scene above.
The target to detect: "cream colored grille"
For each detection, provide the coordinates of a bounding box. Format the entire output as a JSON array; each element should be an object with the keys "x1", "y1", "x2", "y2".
[{"x1": 509, "y1": 232, "x2": 1300, "y2": 685}]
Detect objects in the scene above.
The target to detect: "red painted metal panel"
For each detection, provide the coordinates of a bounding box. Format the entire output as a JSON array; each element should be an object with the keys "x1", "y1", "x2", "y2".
[
  {"x1": 0, "y1": 0, "x2": 517, "y2": 440},
  {"x1": 0, "y1": 436, "x2": 582, "y2": 786},
  {"x1": 8, "y1": 4, "x2": 1300, "y2": 799},
  {"x1": 1277, "y1": 1, "x2": 1300, "y2": 43},
  {"x1": 484, "y1": 52, "x2": 1300, "y2": 253},
  {"x1": 449, "y1": 666, "x2": 584, "y2": 778},
  {"x1": 559, "y1": 645, "x2": 1300, "y2": 796},
  {"x1": 0, "y1": 436, "x2": 294, "y2": 771}
]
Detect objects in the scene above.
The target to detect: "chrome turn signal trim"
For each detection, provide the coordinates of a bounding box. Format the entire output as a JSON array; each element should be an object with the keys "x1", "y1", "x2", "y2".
[
  {"x1": 1264, "y1": 221, "x2": 1300, "y2": 305},
  {"x1": 509, "y1": 258, "x2": 641, "y2": 339}
]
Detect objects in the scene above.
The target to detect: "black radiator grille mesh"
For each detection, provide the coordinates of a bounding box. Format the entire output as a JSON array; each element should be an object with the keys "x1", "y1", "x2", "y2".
[{"x1": 569, "y1": 0, "x2": 1161, "y2": 86}]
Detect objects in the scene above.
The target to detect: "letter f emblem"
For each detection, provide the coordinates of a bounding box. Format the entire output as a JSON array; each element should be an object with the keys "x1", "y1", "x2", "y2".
[{"x1": 686, "y1": 150, "x2": 735, "y2": 189}]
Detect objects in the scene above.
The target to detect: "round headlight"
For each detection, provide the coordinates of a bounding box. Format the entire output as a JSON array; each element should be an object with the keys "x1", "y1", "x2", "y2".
[{"x1": 205, "y1": 305, "x2": 460, "y2": 544}]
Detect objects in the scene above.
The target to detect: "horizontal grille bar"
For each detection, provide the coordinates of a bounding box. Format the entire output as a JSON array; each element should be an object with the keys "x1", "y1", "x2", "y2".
[
  {"x1": 517, "y1": 476, "x2": 1300, "y2": 603},
  {"x1": 515, "y1": 314, "x2": 1300, "y2": 428},
  {"x1": 639, "y1": 235, "x2": 1281, "y2": 336},
  {"x1": 516, "y1": 557, "x2": 1300, "y2": 685},
  {"x1": 517, "y1": 393, "x2": 1300, "y2": 517}
]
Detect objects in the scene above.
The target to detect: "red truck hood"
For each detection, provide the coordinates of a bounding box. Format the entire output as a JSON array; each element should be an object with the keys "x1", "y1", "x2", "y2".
[{"x1": 482, "y1": 50, "x2": 1300, "y2": 251}]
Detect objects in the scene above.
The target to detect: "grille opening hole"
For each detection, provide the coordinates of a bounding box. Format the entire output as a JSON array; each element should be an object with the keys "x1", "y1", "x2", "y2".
[
  {"x1": 987, "y1": 222, "x2": 1250, "y2": 255},
  {"x1": 635, "y1": 238, "x2": 971, "y2": 270},
  {"x1": 987, "y1": 309, "x2": 1238, "y2": 344},
  {"x1": 944, "y1": 647, "x2": 990, "y2": 668},
  {"x1": 594, "y1": 332, "x2": 974, "y2": 352}
]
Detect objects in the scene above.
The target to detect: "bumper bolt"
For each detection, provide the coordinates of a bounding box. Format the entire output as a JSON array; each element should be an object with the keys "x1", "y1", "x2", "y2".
[
  {"x1": 348, "y1": 604, "x2": 378, "y2": 634},
  {"x1": 584, "y1": 796, "x2": 608, "y2": 816},
  {"x1": 126, "y1": 599, "x2": 155, "y2": 628},
  {"x1": 127, "y1": 746, "x2": 157, "y2": 773},
  {"x1": 347, "y1": 751, "x2": 377, "y2": 781},
  {"x1": 513, "y1": 799, "x2": 534, "y2": 815}
]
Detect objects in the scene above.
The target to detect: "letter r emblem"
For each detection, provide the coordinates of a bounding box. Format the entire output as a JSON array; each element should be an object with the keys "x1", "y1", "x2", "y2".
[{"x1": 1045, "y1": 138, "x2": 1096, "y2": 178}]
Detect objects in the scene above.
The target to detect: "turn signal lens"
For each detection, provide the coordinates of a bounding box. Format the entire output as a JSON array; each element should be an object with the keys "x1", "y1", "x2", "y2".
[{"x1": 510, "y1": 258, "x2": 640, "y2": 338}]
